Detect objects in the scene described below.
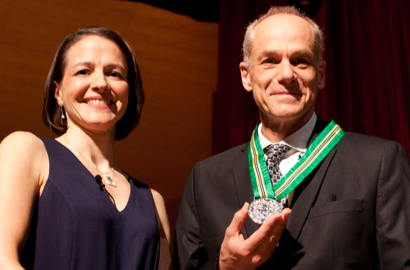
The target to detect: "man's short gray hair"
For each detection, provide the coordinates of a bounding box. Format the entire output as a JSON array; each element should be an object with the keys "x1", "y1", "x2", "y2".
[{"x1": 242, "y1": 6, "x2": 324, "y2": 69}]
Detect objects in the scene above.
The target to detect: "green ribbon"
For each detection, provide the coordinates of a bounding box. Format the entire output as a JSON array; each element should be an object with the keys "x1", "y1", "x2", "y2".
[{"x1": 248, "y1": 120, "x2": 345, "y2": 200}]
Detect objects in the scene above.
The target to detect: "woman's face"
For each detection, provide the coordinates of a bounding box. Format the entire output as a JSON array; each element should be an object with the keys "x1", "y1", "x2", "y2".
[{"x1": 54, "y1": 35, "x2": 129, "y2": 135}]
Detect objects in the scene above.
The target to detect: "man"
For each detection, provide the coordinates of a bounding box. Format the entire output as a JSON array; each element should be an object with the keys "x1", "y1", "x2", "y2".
[{"x1": 174, "y1": 6, "x2": 410, "y2": 270}]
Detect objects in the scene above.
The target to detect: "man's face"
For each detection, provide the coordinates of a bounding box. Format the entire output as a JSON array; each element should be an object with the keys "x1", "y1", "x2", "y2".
[{"x1": 240, "y1": 14, "x2": 325, "y2": 124}]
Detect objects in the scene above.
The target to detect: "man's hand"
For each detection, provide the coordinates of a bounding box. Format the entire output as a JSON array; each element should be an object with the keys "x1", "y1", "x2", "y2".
[{"x1": 218, "y1": 202, "x2": 291, "y2": 270}]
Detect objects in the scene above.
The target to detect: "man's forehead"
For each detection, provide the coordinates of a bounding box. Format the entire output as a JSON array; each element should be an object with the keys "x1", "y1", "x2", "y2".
[{"x1": 252, "y1": 14, "x2": 316, "y2": 53}]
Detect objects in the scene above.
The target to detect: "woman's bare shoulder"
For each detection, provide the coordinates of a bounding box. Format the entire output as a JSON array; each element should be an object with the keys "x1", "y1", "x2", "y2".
[
  {"x1": 150, "y1": 189, "x2": 165, "y2": 204},
  {"x1": 0, "y1": 131, "x2": 48, "y2": 174},
  {"x1": 1, "y1": 131, "x2": 45, "y2": 151}
]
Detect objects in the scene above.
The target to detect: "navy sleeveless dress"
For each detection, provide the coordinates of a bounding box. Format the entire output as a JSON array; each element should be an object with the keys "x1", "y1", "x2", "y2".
[{"x1": 20, "y1": 137, "x2": 160, "y2": 270}]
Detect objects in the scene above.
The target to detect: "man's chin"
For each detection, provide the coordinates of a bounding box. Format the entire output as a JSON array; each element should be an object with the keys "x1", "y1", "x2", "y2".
[
  {"x1": 262, "y1": 107, "x2": 313, "y2": 122},
  {"x1": 268, "y1": 107, "x2": 304, "y2": 119}
]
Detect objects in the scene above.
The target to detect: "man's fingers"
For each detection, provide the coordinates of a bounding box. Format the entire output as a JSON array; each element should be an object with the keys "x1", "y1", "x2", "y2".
[
  {"x1": 267, "y1": 208, "x2": 291, "y2": 235},
  {"x1": 281, "y1": 208, "x2": 292, "y2": 220},
  {"x1": 220, "y1": 207, "x2": 292, "y2": 270},
  {"x1": 225, "y1": 203, "x2": 249, "y2": 236},
  {"x1": 254, "y1": 208, "x2": 292, "y2": 255},
  {"x1": 245, "y1": 208, "x2": 292, "y2": 251},
  {"x1": 245, "y1": 214, "x2": 282, "y2": 249}
]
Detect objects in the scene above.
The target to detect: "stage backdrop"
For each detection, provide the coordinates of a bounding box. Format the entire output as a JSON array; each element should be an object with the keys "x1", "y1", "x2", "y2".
[{"x1": 213, "y1": 0, "x2": 410, "y2": 155}]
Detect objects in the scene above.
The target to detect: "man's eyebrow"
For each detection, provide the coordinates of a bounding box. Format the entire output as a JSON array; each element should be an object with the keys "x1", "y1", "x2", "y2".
[
  {"x1": 260, "y1": 50, "x2": 279, "y2": 56},
  {"x1": 258, "y1": 49, "x2": 313, "y2": 57},
  {"x1": 255, "y1": 50, "x2": 280, "y2": 61},
  {"x1": 292, "y1": 50, "x2": 314, "y2": 58}
]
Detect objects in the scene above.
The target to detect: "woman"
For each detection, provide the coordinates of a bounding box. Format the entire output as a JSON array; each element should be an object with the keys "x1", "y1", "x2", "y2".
[{"x1": 0, "y1": 27, "x2": 171, "y2": 269}]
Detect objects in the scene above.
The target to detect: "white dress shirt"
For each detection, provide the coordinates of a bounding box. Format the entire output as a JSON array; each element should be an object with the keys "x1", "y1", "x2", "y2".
[{"x1": 258, "y1": 113, "x2": 317, "y2": 204}]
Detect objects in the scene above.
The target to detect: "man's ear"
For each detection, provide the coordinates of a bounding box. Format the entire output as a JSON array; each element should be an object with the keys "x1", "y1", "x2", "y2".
[
  {"x1": 239, "y1": 62, "x2": 252, "y2": 92},
  {"x1": 317, "y1": 60, "x2": 326, "y2": 90},
  {"x1": 54, "y1": 82, "x2": 63, "y2": 105}
]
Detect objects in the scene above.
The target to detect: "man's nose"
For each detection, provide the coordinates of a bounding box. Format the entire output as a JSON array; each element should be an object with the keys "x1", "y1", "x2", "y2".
[{"x1": 276, "y1": 61, "x2": 296, "y2": 85}]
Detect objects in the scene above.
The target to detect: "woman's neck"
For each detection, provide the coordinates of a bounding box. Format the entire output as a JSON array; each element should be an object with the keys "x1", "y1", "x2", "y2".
[{"x1": 57, "y1": 124, "x2": 116, "y2": 170}]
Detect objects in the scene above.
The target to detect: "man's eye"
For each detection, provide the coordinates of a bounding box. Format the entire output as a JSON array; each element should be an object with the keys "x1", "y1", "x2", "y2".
[
  {"x1": 263, "y1": 59, "x2": 279, "y2": 65},
  {"x1": 293, "y1": 59, "x2": 309, "y2": 66}
]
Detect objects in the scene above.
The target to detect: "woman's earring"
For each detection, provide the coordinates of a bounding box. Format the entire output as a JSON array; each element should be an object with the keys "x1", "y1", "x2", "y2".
[{"x1": 59, "y1": 103, "x2": 66, "y2": 121}]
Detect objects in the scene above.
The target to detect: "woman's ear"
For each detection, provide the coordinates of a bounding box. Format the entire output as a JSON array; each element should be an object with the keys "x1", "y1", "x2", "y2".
[{"x1": 54, "y1": 81, "x2": 63, "y2": 105}]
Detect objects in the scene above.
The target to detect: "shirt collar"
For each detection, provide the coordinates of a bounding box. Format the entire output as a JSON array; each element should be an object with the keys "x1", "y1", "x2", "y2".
[{"x1": 258, "y1": 112, "x2": 317, "y2": 153}]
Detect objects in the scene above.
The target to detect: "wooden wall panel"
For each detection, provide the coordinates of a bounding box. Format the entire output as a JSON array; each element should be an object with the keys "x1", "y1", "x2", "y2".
[{"x1": 0, "y1": 0, "x2": 218, "y2": 235}]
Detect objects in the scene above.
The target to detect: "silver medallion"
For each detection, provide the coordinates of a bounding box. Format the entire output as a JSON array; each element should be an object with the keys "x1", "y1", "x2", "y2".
[{"x1": 248, "y1": 198, "x2": 283, "y2": 224}]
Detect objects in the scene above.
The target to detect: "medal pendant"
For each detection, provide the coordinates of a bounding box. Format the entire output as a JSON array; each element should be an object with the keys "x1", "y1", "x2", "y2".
[
  {"x1": 104, "y1": 174, "x2": 116, "y2": 187},
  {"x1": 248, "y1": 198, "x2": 283, "y2": 224}
]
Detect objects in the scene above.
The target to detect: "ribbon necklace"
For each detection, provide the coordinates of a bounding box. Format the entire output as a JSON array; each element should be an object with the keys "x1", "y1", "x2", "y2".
[{"x1": 247, "y1": 120, "x2": 345, "y2": 223}]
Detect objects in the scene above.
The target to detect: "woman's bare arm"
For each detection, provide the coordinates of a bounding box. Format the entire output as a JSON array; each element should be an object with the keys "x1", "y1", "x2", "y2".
[
  {"x1": 0, "y1": 132, "x2": 48, "y2": 269},
  {"x1": 151, "y1": 189, "x2": 172, "y2": 270}
]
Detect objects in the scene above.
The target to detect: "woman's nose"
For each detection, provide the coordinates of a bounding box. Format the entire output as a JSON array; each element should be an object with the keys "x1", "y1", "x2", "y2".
[{"x1": 90, "y1": 72, "x2": 109, "y2": 92}]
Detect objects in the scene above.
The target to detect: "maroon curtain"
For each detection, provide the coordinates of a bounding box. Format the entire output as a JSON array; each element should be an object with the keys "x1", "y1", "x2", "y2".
[{"x1": 213, "y1": 0, "x2": 410, "y2": 155}]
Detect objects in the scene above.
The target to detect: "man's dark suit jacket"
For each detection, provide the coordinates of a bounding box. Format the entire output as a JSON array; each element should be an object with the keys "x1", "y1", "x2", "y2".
[{"x1": 173, "y1": 117, "x2": 410, "y2": 269}]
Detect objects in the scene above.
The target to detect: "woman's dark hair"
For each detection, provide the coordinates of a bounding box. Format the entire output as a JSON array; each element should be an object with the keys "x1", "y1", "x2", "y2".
[{"x1": 42, "y1": 26, "x2": 144, "y2": 140}]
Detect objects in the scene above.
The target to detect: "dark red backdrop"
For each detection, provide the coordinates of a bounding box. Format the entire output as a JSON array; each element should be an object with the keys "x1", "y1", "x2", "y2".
[{"x1": 213, "y1": 0, "x2": 410, "y2": 155}]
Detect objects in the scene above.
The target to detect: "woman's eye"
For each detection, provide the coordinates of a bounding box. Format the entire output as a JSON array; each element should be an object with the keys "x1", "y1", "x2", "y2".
[
  {"x1": 76, "y1": 69, "x2": 89, "y2": 75},
  {"x1": 109, "y1": 71, "x2": 123, "y2": 79}
]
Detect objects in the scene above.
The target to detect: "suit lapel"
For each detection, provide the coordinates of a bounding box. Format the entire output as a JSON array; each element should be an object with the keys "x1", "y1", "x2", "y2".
[
  {"x1": 286, "y1": 116, "x2": 336, "y2": 240},
  {"x1": 286, "y1": 149, "x2": 337, "y2": 240},
  {"x1": 231, "y1": 144, "x2": 261, "y2": 237}
]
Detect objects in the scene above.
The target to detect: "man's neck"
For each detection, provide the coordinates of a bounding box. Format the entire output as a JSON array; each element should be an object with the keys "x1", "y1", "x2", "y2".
[{"x1": 260, "y1": 110, "x2": 314, "y2": 143}]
